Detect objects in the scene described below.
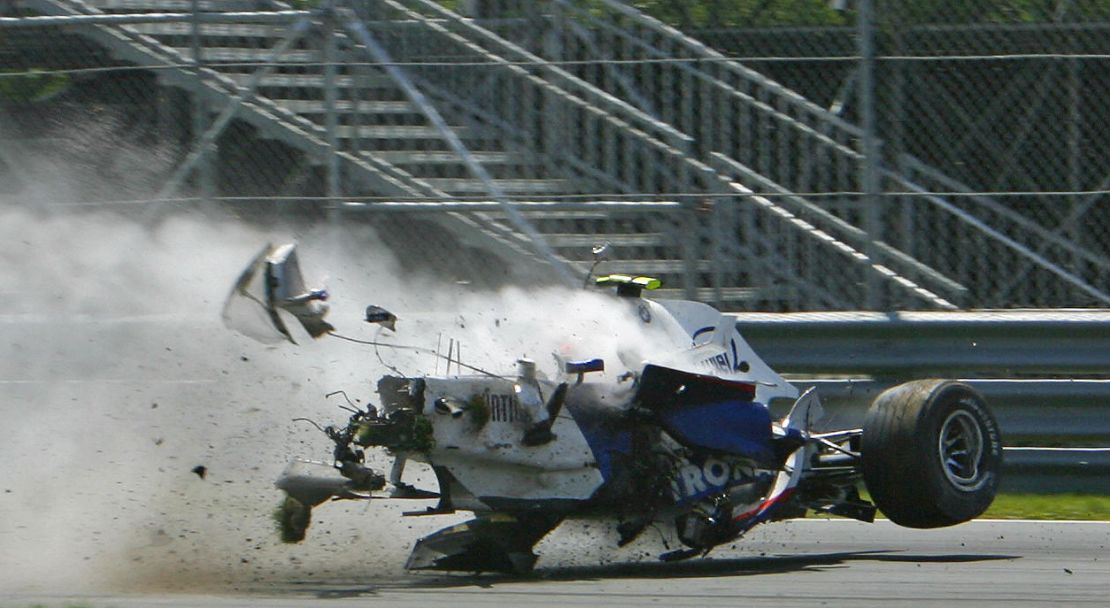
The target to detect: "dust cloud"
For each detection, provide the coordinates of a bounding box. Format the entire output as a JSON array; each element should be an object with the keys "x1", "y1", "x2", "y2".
[
  {"x1": 0, "y1": 151, "x2": 675, "y2": 594},
  {"x1": 0, "y1": 203, "x2": 384, "y2": 593}
]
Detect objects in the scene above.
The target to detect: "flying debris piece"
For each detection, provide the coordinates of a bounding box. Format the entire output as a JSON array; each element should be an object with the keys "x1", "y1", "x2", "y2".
[
  {"x1": 222, "y1": 243, "x2": 334, "y2": 344},
  {"x1": 191, "y1": 465, "x2": 207, "y2": 480},
  {"x1": 364, "y1": 305, "x2": 398, "y2": 331},
  {"x1": 223, "y1": 243, "x2": 1004, "y2": 575},
  {"x1": 584, "y1": 241, "x2": 614, "y2": 288}
]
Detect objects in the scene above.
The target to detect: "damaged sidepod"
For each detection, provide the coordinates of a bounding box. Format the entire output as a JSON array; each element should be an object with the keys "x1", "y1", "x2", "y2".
[{"x1": 226, "y1": 244, "x2": 1003, "y2": 574}]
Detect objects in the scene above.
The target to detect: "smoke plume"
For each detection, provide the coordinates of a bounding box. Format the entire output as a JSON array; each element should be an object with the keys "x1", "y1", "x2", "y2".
[{"x1": 0, "y1": 134, "x2": 678, "y2": 594}]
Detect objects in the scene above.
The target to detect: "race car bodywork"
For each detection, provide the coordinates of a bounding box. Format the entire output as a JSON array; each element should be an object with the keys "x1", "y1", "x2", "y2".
[{"x1": 227, "y1": 244, "x2": 1003, "y2": 573}]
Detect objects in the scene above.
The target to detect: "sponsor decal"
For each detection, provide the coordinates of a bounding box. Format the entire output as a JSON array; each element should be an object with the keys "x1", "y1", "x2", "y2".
[
  {"x1": 698, "y1": 351, "x2": 732, "y2": 373},
  {"x1": 695, "y1": 339, "x2": 749, "y2": 374},
  {"x1": 670, "y1": 456, "x2": 756, "y2": 499}
]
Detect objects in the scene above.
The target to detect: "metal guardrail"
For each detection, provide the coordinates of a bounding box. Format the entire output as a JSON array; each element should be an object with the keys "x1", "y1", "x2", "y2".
[
  {"x1": 789, "y1": 379, "x2": 1110, "y2": 438},
  {"x1": 782, "y1": 378, "x2": 1110, "y2": 492},
  {"x1": 735, "y1": 310, "x2": 1110, "y2": 493},
  {"x1": 734, "y1": 310, "x2": 1110, "y2": 376},
  {"x1": 999, "y1": 448, "x2": 1110, "y2": 494}
]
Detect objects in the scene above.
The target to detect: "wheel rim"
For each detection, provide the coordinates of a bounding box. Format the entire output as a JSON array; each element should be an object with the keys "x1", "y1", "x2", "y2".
[{"x1": 938, "y1": 409, "x2": 988, "y2": 492}]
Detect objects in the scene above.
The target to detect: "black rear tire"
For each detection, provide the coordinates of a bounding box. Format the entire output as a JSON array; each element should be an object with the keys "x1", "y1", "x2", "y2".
[{"x1": 861, "y1": 379, "x2": 1002, "y2": 528}]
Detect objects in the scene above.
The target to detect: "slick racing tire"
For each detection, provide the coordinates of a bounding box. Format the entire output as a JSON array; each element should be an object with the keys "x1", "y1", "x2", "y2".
[{"x1": 861, "y1": 379, "x2": 1002, "y2": 529}]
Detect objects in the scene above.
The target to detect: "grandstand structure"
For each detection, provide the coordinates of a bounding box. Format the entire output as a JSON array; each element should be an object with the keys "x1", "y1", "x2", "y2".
[{"x1": 2, "y1": 0, "x2": 1107, "y2": 310}]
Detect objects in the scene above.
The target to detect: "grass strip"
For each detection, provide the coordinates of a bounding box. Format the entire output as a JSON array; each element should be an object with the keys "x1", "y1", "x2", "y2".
[{"x1": 983, "y1": 493, "x2": 1110, "y2": 521}]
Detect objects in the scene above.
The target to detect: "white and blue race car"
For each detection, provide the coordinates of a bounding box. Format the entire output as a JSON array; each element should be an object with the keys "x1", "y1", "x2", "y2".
[{"x1": 226, "y1": 244, "x2": 1003, "y2": 574}]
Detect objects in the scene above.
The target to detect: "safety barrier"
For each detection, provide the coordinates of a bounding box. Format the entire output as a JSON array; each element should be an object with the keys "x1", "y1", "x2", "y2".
[{"x1": 735, "y1": 310, "x2": 1110, "y2": 493}]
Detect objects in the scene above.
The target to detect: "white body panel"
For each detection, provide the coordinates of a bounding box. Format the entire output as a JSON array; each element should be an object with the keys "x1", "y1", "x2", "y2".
[
  {"x1": 408, "y1": 297, "x2": 795, "y2": 504},
  {"x1": 420, "y1": 377, "x2": 604, "y2": 502},
  {"x1": 642, "y1": 299, "x2": 798, "y2": 405}
]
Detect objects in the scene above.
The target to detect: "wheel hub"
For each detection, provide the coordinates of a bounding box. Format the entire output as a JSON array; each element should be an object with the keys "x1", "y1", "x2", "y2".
[{"x1": 937, "y1": 408, "x2": 988, "y2": 492}]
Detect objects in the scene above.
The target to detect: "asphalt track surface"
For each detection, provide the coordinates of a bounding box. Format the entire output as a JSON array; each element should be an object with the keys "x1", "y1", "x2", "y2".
[{"x1": 4, "y1": 520, "x2": 1108, "y2": 607}]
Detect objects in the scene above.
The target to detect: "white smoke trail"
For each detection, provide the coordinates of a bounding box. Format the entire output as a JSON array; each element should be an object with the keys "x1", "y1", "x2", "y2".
[{"x1": 0, "y1": 147, "x2": 687, "y2": 594}]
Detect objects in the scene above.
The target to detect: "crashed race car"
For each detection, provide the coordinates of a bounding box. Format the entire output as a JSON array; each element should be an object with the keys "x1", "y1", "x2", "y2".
[{"x1": 225, "y1": 243, "x2": 1003, "y2": 574}]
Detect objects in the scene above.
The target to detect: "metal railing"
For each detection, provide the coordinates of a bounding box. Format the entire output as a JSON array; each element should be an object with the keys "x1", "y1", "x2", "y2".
[{"x1": 540, "y1": 0, "x2": 1110, "y2": 310}]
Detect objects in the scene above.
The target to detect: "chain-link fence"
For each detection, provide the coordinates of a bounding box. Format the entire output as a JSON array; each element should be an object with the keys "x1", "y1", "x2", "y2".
[{"x1": 1, "y1": 0, "x2": 1107, "y2": 310}]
